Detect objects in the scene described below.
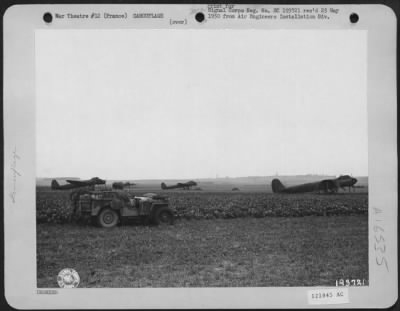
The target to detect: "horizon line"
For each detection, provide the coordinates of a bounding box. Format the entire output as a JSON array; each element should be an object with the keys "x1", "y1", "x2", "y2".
[{"x1": 37, "y1": 174, "x2": 369, "y2": 181}]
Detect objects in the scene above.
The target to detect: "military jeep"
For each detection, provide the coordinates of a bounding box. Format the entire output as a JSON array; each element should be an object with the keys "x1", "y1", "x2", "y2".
[{"x1": 72, "y1": 190, "x2": 174, "y2": 228}]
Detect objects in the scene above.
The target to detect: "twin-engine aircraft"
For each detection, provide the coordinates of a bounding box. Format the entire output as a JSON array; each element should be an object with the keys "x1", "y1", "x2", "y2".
[
  {"x1": 161, "y1": 180, "x2": 197, "y2": 190},
  {"x1": 271, "y1": 175, "x2": 358, "y2": 194},
  {"x1": 51, "y1": 177, "x2": 106, "y2": 190},
  {"x1": 112, "y1": 182, "x2": 136, "y2": 190}
]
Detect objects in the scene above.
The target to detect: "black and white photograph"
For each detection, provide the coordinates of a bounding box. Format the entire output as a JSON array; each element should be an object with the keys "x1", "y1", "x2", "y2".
[
  {"x1": 3, "y1": 3, "x2": 397, "y2": 309},
  {"x1": 35, "y1": 23, "x2": 370, "y2": 289}
]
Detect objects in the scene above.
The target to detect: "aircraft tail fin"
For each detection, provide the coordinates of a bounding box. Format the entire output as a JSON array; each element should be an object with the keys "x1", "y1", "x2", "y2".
[
  {"x1": 271, "y1": 179, "x2": 285, "y2": 193},
  {"x1": 51, "y1": 180, "x2": 60, "y2": 190},
  {"x1": 161, "y1": 182, "x2": 167, "y2": 190}
]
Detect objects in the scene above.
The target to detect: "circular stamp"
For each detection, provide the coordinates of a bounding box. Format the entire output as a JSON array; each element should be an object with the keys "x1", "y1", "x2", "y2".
[{"x1": 57, "y1": 268, "x2": 80, "y2": 288}]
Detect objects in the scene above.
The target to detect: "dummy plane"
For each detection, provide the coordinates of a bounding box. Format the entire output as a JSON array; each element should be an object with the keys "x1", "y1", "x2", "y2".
[
  {"x1": 51, "y1": 177, "x2": 106, "y2": 190},
  {"x1": 161, "y1": 180, "x2": 197, "y2": 190},
  {"x1": 271, "y1": 175, "x2": 358, "y2": 194}
]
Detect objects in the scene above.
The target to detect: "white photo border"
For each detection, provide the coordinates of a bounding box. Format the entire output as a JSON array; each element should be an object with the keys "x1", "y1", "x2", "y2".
[{"x1": 3, "y1": 4, "x2": 397, "y2": 309}]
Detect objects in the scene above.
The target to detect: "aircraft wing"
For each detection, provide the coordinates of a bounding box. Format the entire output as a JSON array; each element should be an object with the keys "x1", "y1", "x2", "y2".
[{"x1": 66, "y1": 180, "x2": 89, "y2": 186}]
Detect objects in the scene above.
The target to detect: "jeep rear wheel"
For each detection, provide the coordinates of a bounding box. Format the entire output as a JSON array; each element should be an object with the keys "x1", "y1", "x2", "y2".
[
  {"x1": 97, "y1": 208, "x2": 119, "y2": 228},
  {"x1": 153, "y1": 207, "x2": 174, "y2": 225}
]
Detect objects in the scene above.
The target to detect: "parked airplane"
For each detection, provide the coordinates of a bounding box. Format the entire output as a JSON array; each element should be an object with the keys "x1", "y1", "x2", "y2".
[
  {"x1": 161, "y1": 180, "x2": 197, "y2": 190},
  {"x1": 51, "y1": 177, "x2": 106, "y2": 190},
  {"x1": 335, "y1": 175, "x2": 359, "y2": 191},
  {"x1": 112, "y1": 182, "x2": 136, "y2": 190},
  {"x1": 271, "y1": 175, "x2": 358, "y2": 194}
]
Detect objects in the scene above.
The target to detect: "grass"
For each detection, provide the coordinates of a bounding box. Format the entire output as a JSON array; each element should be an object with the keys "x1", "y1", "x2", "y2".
[{"x1": 37, "y1": 215, "x2": 368, "y2": 288}]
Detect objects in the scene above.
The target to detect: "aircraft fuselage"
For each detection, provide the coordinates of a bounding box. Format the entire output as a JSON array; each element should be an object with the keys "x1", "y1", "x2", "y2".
[{"x1": 272, "y1": 176, "x2": 358, "y2": 194}]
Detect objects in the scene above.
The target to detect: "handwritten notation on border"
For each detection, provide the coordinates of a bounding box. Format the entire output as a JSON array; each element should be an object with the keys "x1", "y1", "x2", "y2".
[{"x1": 9, "y1": 146, "x2": 21, "y2": 203}]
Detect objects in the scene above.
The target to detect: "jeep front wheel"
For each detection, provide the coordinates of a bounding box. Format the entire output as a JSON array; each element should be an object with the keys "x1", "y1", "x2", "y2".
[
  {"x1": 153, "y1": 207, "x2": 174, "y2": 225},
  {"x1": 97, "y1": 208, "x2": 119, "y2": 228}
]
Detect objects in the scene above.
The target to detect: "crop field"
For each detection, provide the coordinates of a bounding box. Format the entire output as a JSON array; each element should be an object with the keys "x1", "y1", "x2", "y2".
[
  {"x1": 37, "y1": 187, "x2": 368, "y2": 287},
  {"x1": 37, "y1": 216, "x2": 368, "y2": 287},
  {"x1": 36, "y1": 187, "x2": 367, "y2": 223}
]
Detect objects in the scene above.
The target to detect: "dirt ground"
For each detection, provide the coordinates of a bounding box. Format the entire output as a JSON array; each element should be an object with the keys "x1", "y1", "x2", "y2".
[{"x1": 37, "y1": 215, "x2": 368, "y2": 288}]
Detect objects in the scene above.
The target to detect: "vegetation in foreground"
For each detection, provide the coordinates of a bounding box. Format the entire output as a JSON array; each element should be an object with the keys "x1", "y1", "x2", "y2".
[
  {"x1": 37, "y1": 189, "x2": 368, "y2": 223},
  {"x1": 37, "y1": 216, "x2": 368, "y2": 288}
]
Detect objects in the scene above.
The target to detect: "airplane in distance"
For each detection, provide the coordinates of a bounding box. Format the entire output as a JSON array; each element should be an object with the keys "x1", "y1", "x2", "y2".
[
  {"x1": 51, "y1": 177, "x2": 106, "y2": 190},
  {"x1": 112, "y1": 182, "x2": 137, "y2": 190},
  {"x1": 271, "y1": 175, "x2": 358, "y2": 194},
  {"x1": 161, "y1": 180, "x2": 197, "y2": 190}
]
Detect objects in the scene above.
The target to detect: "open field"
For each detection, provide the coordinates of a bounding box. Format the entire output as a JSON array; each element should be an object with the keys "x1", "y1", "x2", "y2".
[
  {"x1": 37, "y1": 185, "x2": 369, "y2": 287},
  {"x1": 37, "y1": 215, "x2": 368, "y2": 287},
  {"x1": 37, "y1": 188, "x2": 368, "y2": 223}
]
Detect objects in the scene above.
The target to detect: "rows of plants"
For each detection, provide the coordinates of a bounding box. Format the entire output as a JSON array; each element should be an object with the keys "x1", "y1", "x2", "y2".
[
  {"x1": 167, "y1": 193, "x2": 367, "y2": 219},
  {"x1": 36, "y1": 190, "x2": 368, "y2": 224}
]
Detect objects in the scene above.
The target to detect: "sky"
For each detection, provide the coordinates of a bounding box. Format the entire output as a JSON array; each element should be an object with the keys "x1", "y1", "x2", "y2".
[{"x1": 36, "y1": 29, "x2": 367, "y2": 180}]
